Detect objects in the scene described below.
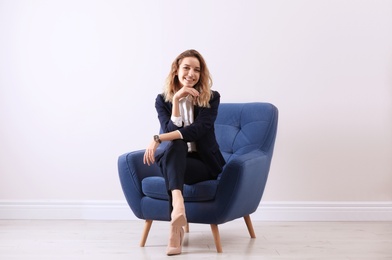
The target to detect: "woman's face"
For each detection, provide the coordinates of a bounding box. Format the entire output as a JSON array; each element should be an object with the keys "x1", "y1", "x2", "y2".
[{"x1": 177, "y1": 57, "x2": 200, "y2": 88}]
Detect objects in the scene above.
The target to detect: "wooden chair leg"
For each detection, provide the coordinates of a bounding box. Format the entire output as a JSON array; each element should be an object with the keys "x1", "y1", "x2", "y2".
[
  {"x1": 140, "y1": 220, "x2": 153, "y2": 247},
  {"x1": 210, "y1": 224, "x2": 223, "y2": 253},
  {"x1": 244, "y1": 215, "x2": 256, "y2": 238}
]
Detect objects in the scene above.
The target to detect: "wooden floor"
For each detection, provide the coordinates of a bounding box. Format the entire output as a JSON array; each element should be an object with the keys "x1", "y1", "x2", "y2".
[{"x1": 0, "y1": 220, "x2": 391, "y2": 259}]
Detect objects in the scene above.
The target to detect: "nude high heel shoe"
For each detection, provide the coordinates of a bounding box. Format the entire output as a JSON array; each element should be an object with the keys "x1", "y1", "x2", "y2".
[
  {"x1": 171, "y1": 205, "x2": 187, "y2": 227},
  {"x1": 166, "y1": 226, "x2": 184, "y2": 256}
]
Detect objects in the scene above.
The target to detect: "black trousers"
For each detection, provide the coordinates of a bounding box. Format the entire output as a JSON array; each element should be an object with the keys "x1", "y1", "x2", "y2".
[{"x1": 157, "y1": 139, "x2": 216, "y2": 201}]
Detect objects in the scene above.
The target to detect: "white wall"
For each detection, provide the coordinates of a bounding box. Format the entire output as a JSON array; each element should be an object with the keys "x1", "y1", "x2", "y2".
[{"x1": 1, "y1": 0, "x2": 391, "y2": 206}]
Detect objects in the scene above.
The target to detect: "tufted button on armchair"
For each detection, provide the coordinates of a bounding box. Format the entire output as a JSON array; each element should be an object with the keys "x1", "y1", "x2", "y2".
[{"x1": 118, "y1": 102, "x2": 278, "y2": 252}]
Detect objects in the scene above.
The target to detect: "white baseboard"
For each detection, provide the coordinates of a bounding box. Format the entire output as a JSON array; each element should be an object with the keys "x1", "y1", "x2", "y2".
[
  {"x1": 0, "y1": 200, "x2": 391, "y2": 221},
  {"x1": 257, "y1": 201, "x2": 392, "y2": 221}
]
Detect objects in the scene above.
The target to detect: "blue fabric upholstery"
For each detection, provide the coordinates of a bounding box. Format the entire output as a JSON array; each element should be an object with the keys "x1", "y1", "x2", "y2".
[
  {"x1": 142, "y1": 177, "x2": 220, "y2": 202},
  {"x1": 118, "y1": 102, "x2": 278, "y2": 225}
]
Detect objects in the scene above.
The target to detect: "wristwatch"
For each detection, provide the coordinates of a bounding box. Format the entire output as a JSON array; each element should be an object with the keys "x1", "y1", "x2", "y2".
[{"x1": 153, "y1": 135, "x2": 161, "y2": 144}]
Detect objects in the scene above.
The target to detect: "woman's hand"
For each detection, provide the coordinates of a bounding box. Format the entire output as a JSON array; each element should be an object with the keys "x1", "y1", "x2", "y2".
[
  {"x1": 143, "y1": 139, "x2": 160, "y2": 166},
  {"x1": 173, "y1": 86, "x2": 199, "y2": 101}
]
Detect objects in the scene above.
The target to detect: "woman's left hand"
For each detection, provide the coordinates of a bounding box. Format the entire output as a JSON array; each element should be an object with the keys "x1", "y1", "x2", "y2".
[{"x1": 143, "y1": 140, "x2": 160, "y2": 166}]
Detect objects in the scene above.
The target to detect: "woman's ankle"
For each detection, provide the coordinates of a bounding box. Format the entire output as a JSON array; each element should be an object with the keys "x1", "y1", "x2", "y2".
[{"x1": 171, "y1": 189, "x2": 184, "y2": 208}]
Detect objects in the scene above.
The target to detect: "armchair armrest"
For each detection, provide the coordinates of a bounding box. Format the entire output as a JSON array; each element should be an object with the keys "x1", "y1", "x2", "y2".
[
  {"x1": 214, "y1": 150, "x2": 272, "y2": 223},
  {"x1": 118, "y1": 150, "x2": 162, "y2": 218}
]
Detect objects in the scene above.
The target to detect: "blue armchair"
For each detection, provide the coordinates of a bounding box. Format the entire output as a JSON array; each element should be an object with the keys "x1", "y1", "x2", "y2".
[{"x1": 118, "y1": 102, "x2": 278, "y2": 252}]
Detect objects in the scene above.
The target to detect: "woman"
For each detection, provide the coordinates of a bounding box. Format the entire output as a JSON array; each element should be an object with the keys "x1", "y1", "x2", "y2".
[{"x1": 143, "y1": 49, "x2": 226, "y2": 255}]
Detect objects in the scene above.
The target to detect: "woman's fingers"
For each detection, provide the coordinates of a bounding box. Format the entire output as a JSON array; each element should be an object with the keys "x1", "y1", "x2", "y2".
[
  {"x1": 143, "y1": 149, "x2": 155, "y2": 166},
  {"x1": 186, "y1": 87, "x2": 199, "y2": 97},
  {"x1": 149, "y1": 150, "x2": 155, "y2": 164},
  {"x1": 143, "y1": 152, "x2": 148, "y2": 165},
  {"x1": 178, "y1": 87, "x2": 199, "y2": 98}
]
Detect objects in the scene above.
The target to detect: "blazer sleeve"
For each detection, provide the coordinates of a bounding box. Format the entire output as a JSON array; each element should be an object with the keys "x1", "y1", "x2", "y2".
[
  {"x1": 154, "y1": 91, "x2": 221, "y2": 142},
  {"x1": 178, "y1": 91, "x2": 220, "y2": 142},
  {"x1": 155, "y1": 94, "x2": 182, "y2": 133}
]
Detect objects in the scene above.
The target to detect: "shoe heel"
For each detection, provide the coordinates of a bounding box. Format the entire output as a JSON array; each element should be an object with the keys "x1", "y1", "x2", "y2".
[{"x1": 171, "y1": 213, "x2": 187, "y2": 227}]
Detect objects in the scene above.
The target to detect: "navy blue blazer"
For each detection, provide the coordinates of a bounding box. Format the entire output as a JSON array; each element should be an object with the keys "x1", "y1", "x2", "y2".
[{"x1": 154, "y1": 91, "x2": 226, "y2": 177}]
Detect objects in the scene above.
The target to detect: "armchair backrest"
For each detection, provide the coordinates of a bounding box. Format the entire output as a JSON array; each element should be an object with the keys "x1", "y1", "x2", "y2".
[{"x1": 215, "y1": 103, "x2": 279, "y2": 162}]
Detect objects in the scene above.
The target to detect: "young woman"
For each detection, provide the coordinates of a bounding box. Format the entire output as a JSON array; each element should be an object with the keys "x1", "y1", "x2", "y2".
[{"x1": 143, "y1": 49, "x2": 226, "y2": 255}]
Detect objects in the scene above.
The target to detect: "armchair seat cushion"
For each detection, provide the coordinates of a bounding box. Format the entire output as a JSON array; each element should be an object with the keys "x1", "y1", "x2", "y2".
[{"x1": 142, "y1": 176, "x2": 219, "y2": 202}]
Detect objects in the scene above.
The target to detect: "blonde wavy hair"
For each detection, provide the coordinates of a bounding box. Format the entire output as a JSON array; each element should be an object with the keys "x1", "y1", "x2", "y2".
[{"x1": 163, "y1": 49, "x2": 213, "y2": 108}]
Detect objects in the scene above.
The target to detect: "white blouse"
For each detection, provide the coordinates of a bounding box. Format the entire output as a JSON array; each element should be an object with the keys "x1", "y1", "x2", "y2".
[{"x1": 171, "y1": 95, "x2": 197, "y2": 152}]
